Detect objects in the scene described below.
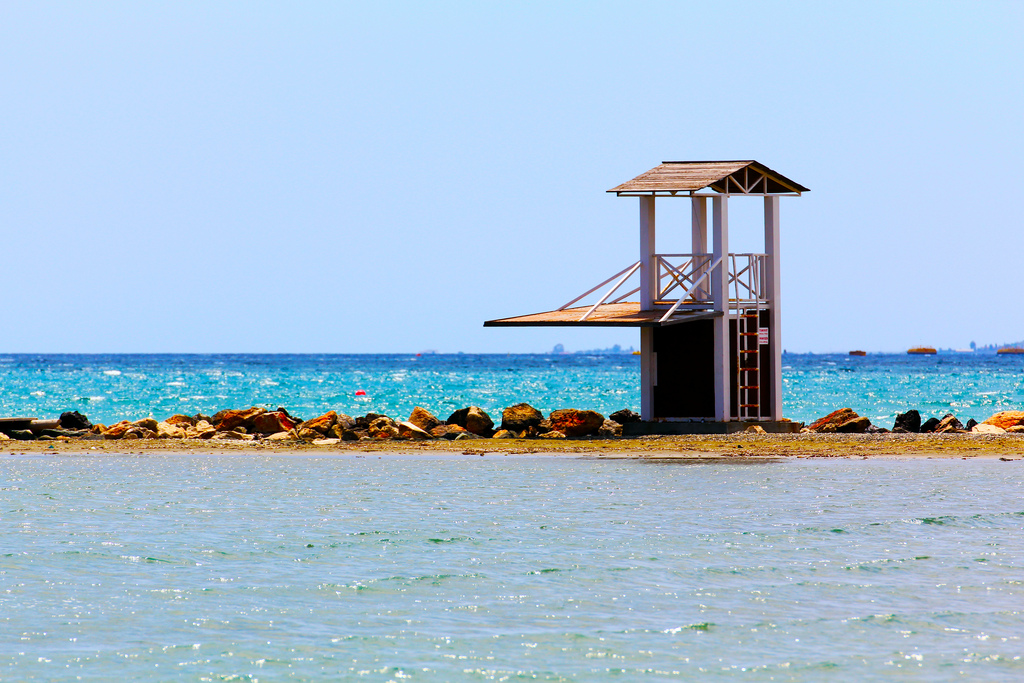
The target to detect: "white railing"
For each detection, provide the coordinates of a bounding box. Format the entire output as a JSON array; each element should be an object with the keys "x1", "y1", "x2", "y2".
[{"x1": 560, "y1": 253, "x2": 768, "y2": 322}]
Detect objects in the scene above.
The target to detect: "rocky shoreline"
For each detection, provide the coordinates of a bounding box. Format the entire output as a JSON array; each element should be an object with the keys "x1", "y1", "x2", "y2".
[{"x1": 1, "y1": 404, "x2": 1022, "y2": 445}]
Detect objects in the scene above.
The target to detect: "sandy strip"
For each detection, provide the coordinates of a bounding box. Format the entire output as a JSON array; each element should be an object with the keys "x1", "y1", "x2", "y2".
[{"x1": 3, "y1": 433, "x2": 1024, "y2": 459}]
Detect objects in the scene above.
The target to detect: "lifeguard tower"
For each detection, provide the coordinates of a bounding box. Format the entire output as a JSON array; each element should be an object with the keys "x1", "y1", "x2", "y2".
[{"x1": 484, "y1": 161, "x2": 808, "y2": 433}]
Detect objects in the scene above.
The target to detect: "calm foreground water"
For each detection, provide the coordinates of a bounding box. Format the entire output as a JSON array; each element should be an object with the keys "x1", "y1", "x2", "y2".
[
  {"x1": 1, "y1": 352, "x2": 1023, "y2": 426},
  {"x1": 3, "y1": 354, "x2": 1024, "y2": 680},
  {"x1": 2, "y1": 455, "x2": 1024, "y2": 681}
]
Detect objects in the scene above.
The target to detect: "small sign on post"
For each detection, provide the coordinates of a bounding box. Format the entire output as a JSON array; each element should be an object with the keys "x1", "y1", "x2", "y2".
[{"x1": 758, "y1": 327, "x2": 769, "y2": 345}]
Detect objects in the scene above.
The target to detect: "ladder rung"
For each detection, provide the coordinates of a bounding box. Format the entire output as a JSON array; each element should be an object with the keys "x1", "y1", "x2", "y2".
[
  {"x1": 740, "y1": 385, "x2": 759, "y2": 389},
  {"x1": 739, "y1": 404, "x2": 759, "y2": 408},
  {"x1": 740, "y1": 350, "x2": 758, "y2": 354},
  {"x1": 740, "y1": 332, "x2": 758, "y2": 336}
]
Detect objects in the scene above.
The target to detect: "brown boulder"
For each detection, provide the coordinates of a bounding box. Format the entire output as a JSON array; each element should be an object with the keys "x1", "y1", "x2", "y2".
[
  {"x1": 983, "y1": 411, "x2": 1024, "y2": 430},
  {"x1": 408, "y1": 407, "x2": 441, "y2": 432},
  {"x1": 368, "y1": 416, "x2": 399, "y2": 439},
  {"x1": 164, "y1": 414, "x2": 195, "y2": 427},
  {"x1": 835, "y1": 416, "x2": 871, "y2": 433},
  {"x1": 132, "y1": 418, "x2": 159, "y2": 432},
  {"x1": 302, "y1": 411, "x2": 338, "y2": 435},
  {"x1": 214, "y1": 407, "x2": 266, "y2": 431},
  {"x1": 156, "y1": 421, "x2": 186, "y2": 439},
  {"x1": 102, "y1": 421, "x2": 132, "y2": 439},
  {"x1": 807, "y1": 408, "x2": 858, "y2": 433},
  {"x1": 539, "y1": 430, "x2": 566, "y2": 439},
  {"x1": 431, "y1": 424, "x2": 467, "y2": 440},
  {"x1": 398, "y1": 421, "x2": 433, "y2": 440},
  {"x1": 447, "y1": 406, "x2": 495, "y2": 436},
  {"x1": 549, "y1": 409, "x2": 605, "y2": 437},
  {"x1": 935, "y1": 414, "x2": 965, "y2": 434},
  {"x1": 252, "y1": 411, "x2": 293, "y2": 435},
  {"x1": 501, "y1": 403, "x2": 544, "y2": 433}
]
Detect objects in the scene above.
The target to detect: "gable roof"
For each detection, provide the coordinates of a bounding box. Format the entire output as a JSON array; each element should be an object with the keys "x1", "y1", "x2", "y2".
[{"x1": 608, "y1": 160, "x2": 808, "y2": 196}]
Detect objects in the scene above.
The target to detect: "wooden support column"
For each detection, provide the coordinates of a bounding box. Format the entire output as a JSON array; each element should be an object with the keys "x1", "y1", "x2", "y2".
[
  {"x1": 711, "y1": 196, "x2": 730, "y2": 422},
  {"x1": 691, "y1": 196, "x2": 708, "y2": 299},
  {"x1": 639, "y1": 196, "x2": 657, "y2": 309},
  {"x1": 764, "y1": 196, "x2": 783, "y2": 420},
  {"x1": 639, "y1": 196, "x2": 657, "y2": 420}
]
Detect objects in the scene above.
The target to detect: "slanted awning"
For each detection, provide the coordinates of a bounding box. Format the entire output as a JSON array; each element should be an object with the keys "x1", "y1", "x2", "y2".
[
  {"x1": 608, "y1": 160, "x2": 808, "y2": 196},
  {"x1": 484, "y1": 303, "x2": 722, "y2": 328}
]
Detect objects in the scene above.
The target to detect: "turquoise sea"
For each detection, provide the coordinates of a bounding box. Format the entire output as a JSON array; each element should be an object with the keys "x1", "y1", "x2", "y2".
[
  {"x1": 1, "y1": 352, "x2": 1023, "y2": 427},
  {"x1": 3, "y1": 354, "x2": 1024, "y2": 681}
]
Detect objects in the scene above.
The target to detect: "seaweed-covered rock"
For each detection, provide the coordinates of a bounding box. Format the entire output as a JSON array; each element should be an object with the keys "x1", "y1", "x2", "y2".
[{"x1": 549, "y1": 409, "x2": 605, "y2": 437}]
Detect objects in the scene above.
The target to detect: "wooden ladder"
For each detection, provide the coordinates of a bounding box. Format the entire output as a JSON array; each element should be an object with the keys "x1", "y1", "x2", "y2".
[{"x1": 736, "y1": 307, "x2": 761, "y2": 421}]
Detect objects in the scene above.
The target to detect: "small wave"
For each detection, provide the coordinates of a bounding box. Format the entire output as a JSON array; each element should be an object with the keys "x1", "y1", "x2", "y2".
[
  {"x1": 86, "y1": 396, "x2": 106, "y2": 402},
  {"x1": 30, "y1": 391, "x2": 44, "y2": 397},
  {"x1": 102, "y1": 370, "x2": 122, "y2": 376},
  {"x1": 167, "y1": 381, "x2": 186, "y2": 387}
]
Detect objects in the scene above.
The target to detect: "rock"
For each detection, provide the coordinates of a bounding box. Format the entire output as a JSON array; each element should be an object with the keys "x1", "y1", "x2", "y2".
[
  {"x1": 892, "y1": 410, "x2": 921, "y2": 433},
  {"x1": 193, "y1": 413, "x2": 213, "y2": 425},
  {"x1": 341, "y1": 429, "x2": 361, "y2": 441},
  {"x1": 211, "y1": 431, "x2": 255, "y2": 441},
  {"x1": 188, "y1": 420, "x2": 217, "y2": 439},
  {"x1": 549, "y1": 409, "x2": 605, "y2": 437},
  {"x1": 408, "y1": 407, "x2": 441, "y2": 432},
  {"x1": 972, "y1": 423, "x2": 1005, "y2": 434},
  {"x1": 935, "y1": 413, "x2": 965, "y2": 434},
  {"x1": 500, "y1": 403, "x2": 544, "y2": 433},
  {"x1": 598, "y1": 419, "x2": 622, "y2": 437},
  {"x1": 214, "y1": 407, "x2": 266, "y2": 431},
  {"x1": 835, "y1": 416, "x2": 871, "y2": 433},
  {"x1": 866, "y1": 424, "x2": 889, "y2": 434},
  {"x1": 165, "y1": 414, "x2": 196, "y2": 427},
  {"x1": 133, "y1": 418, "x2": 159, "y2": 432},
  {"x1": 492, "y1": 429, "x2": 516, "y2": 439},
  {"x1": 983, "y1": 411, "x2": 1024, "y2": 430},
  {"x1": 538, "y1": 430, "x2": 566, "y2": 439},
  {"x1": 312, "y1": 438, "x2": 340, "y2": 446},
  {"x1": 919, "y1": 417, "x2": 941, "y2": 433},
  {"x1": 0, "y1": 432, "x2": 10, "y2": 440},
  {"x1": 609, "y1": 409, "x2": 640, "y2": 424},
  {"x1": 745, "y1": 425, "x2": 766, "y2": 434},
  {"x1": 266, "y1": 431, "x2": 298, "y2": 441},
  {"x1": 59, "y1": 411, "x2": 92, "y2": 430},
  {"x1": 398, "y1": 421, "x2": 433, "y2": 440},
  {"x1": 368, "y1": 417, "x2": 399, "y2": 439},
  {"x1": 302, "y1": 411, "x2": 338, "y2": 436},
  {"x1": 432, "y1": 424, "x2": 467, "y2": 440},
  {"x1": 9, "y1": 430, "x2": 35, "y2": 440},
  {"x1": 1008, "y1": 425, "x2": 1024, "y2": 434},
  {"x1": 965, "y1": 418, "x2": 978, "y2": 431},
  {"x1": 102, "y1": 421, "x2": 132, "y2": 439},
  {"x1": 336, "y1": 413, "x2": 356, "y2": 430},
  {"x1": 454, "y1": 431, "x2": 484, "y2": 440},
  {"x1": 357, "y1": 413, "x2": 385, "y2": 429},
  {"x1": 156, "y1": 421, "x2": 186, "y2": 439},
  {"x1": 447, "y1": 406, "x2": 496, "y2": 436},
  {"x1": 465, "y1": 407, "x2": 495, "y2": 436},
  {"x1": 807, "y1": 408, "x2": 858, "y2": 433},
  {"x1": 252, "y1": 411, "x2": 293, "y2": 435}
]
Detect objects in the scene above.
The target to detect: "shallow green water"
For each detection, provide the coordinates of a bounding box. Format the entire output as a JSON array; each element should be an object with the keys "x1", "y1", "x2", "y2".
[{"x1": 2, "y1": 455, "x2": 1023, "y2": 681}]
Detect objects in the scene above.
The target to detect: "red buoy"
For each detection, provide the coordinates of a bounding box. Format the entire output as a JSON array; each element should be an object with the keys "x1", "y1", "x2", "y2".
[{"x1": 355, "y1": 389, "x2": 366, "y2": 396}]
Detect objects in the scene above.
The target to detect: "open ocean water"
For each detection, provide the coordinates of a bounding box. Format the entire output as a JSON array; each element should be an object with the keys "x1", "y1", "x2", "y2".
[
  {"x1": 3, "y1": 353, "x2": 1024, "y2": 681},
  {"x1": 1, "y1": 352, "x2": 1023, "y2": 427}
]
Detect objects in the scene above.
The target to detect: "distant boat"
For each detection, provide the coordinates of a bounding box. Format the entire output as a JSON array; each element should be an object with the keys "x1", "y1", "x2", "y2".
[
  {"x1": 849, "y1": 350, "x2": 866, "y2": 356},
  {"x1": 632, "y1": 350, "x2": 641, "y2": 355},
  {"x1": 907, "y1": 347, "x2": 937, "y2": 355},
  {"x1": 997, "y1": 347, "x2": 1024, "y2": 355}
]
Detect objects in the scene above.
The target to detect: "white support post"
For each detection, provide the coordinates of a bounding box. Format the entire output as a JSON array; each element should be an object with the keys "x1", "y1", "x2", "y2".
[
  {"x1": 764, "y1": 196, "x2": 783, "y2": 420},
  {"x1": 711, "y1": 196, "x2": 730, "y2": 422},
  {"x1": 640, "y1": 327, "x2": 655, "y2": 421},
  {"x1": 691, "y1": 196, "x2": 708, "y2": 299},
  {"x1": 639, "y1": 196, "x2": 657, "y2": 421},
  {"x1": 639, "y1": 196, "x2": 656, "y2": 309}
]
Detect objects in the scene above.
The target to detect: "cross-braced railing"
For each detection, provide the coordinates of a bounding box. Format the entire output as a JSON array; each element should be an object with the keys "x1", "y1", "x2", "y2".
[{"x1": 559, "y1": 253, "x2": 768, "y2": 322}]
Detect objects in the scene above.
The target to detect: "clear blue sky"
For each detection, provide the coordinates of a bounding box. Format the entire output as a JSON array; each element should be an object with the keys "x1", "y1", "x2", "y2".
[{"x1": 2, "y1": 1, "x2": 1021, "y2": 353}]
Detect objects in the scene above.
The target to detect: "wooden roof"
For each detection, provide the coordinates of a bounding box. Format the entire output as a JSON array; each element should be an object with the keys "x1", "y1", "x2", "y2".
[
  {"x1": 608, "y1": 160, "x2": 808, "y2": 196},
  {"x1": 484, "y1": 303, "x2": 722, "y2": 328}
]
